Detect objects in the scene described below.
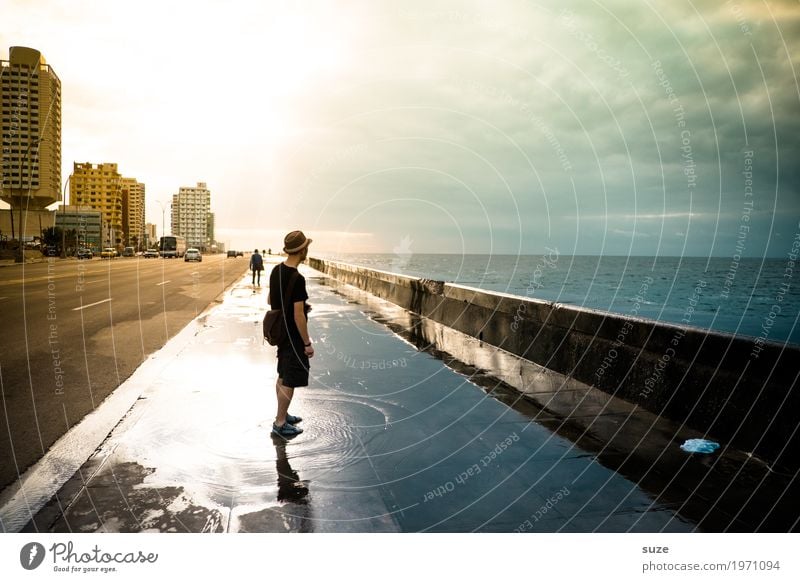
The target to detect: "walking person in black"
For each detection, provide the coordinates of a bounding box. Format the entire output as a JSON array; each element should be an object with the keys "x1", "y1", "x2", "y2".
[
  {"x1": 250, "y1": 248, "x2": 264, "y2": 285},
  {"x1": 268, "y1": 231, "x2": 313, "y2": 437}
]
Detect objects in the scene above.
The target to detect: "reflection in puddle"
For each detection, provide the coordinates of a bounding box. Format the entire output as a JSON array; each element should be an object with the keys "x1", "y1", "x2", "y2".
[
  {"x1": 274, "y1": 438, "x2": 310, "y2": 504},
  {"x1": 272, "y1": 437, "x2": 313, "y2": 532}
]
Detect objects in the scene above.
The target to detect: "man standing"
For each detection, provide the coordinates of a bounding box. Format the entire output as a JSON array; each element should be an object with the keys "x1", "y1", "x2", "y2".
[
  {"x1": 268, "y1": 231, "x2": 313, "y2": 437},
  {"x1": 250, "y1": 248, "x2": 264, "y2": 285}
]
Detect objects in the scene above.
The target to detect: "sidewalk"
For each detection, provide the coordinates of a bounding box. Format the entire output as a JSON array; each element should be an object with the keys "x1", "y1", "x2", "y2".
[{"x1": 19, "y1": 257, "x2": 693, "y2": 532}]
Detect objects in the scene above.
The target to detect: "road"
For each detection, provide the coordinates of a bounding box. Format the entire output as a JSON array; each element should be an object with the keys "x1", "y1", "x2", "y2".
[{"x1": 0, "y1": 254, "x2": 251, "y2": 490}]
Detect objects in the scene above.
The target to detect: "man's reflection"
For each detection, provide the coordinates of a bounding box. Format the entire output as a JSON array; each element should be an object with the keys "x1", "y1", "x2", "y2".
[
  {"x1": 271, "y1": 436, "x2": 313, "y2": 532},
  {"x1": 274, "y1": 437, "x2": 310, "y2": 504}
]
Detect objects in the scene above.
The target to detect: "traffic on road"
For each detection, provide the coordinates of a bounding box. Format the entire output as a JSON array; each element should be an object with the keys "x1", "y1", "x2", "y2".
[{"x1": 0, "y1": 253, "x2": 250, "y2": 493}]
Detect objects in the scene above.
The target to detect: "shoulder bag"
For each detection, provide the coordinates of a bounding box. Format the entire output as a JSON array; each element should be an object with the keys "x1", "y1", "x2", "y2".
[{"x1": 263, "y1": 270, "x2": 299, "y2": 345}]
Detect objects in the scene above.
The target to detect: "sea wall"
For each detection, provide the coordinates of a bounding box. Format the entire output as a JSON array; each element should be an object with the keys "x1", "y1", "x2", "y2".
[{"x1": 310, "y1": 257, "x2": 800, "y2": 470}]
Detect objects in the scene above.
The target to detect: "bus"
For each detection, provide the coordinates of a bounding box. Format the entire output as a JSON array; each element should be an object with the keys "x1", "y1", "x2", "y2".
[{"x1": 159, "y1": 235, "x2": 187, "y2": 258}]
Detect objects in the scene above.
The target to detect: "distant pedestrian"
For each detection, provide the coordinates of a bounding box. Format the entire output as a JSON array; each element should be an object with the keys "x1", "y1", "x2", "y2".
[
  {"x1": 250, "y1": 248, "x2": 264, "y2": 285},
  {"x1": 268, "y1": 230, "x2": 313, "y2": 437}
]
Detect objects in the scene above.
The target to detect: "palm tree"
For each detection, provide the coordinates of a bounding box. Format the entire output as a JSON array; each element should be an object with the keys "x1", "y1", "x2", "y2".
[{"x1": 41, "y1": 227, "x2": 77, "y2": 256}]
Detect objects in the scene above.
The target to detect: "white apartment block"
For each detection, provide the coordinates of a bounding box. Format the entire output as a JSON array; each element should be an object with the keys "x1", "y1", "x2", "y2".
[{"x1": 171, "y1": 181, "x2": 210, "y2": 250}]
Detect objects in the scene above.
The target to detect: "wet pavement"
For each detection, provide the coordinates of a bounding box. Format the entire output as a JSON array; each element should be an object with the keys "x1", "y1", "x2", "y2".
[{"x1": 16, "y1": 257, "x2": 701, "y2": 532}]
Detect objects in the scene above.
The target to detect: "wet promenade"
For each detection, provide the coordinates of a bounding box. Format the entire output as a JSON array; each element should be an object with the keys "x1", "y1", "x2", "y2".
[{"x1": 10, "y1": 258, "x2": 700, "y2": 532}]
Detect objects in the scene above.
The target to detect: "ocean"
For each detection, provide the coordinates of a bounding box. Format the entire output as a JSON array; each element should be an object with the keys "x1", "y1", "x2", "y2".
[{"x1": 316, "y1": 253, "x2": 800, "y2": 346}]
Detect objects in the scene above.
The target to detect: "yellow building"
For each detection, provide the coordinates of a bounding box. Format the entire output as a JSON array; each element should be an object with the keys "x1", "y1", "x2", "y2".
[
  {"x1": 0, "y1": 46, "x2": 62, "y2": 241},
  {"x1": 120, "y1": 177, "x2": 145, "y2": 249},
  {"x1": 70, "y1": 162, "x2": 123, "y2": 246}
]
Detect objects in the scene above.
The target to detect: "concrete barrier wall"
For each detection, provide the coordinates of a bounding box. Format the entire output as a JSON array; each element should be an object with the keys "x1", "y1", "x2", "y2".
[{"x1": 310, "y1": 257, "x2": 800, "y2": 470}]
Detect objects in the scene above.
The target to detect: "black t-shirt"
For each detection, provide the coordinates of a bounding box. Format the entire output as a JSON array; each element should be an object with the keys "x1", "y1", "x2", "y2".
[{"x1": 269, "y1": 263, "x2": 308, "y2": 344}]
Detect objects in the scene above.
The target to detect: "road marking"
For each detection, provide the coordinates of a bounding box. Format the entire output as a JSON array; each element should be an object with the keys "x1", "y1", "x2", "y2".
[
  {"x1": 72, "y1": 298, "x2": 112, "y2": 311},
  {"x1": 156, "y1": 280, "x2": 171, "y2": 286},
  {"x1": 0, "y1": 296, "x2": 7, "y2": 300}
]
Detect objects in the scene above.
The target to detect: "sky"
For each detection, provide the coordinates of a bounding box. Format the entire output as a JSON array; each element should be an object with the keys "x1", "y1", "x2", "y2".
[{"x1": 1, "y1": 0, "x2": 798, "y2": 256}]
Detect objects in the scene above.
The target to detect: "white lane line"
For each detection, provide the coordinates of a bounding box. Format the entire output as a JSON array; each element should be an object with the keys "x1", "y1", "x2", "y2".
[
  {"x1": 156, "y1": 280, "x2": 171, "y2": 287},
  {"x1": 72, "y1": 298, "x2": 112, "y2": 311},
  {"x1": 0, "y1": 297, "x2": 7, "y2": 300}
]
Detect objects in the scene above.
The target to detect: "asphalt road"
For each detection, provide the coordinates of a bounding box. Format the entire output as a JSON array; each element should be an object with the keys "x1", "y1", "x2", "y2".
[{"x1": 0, "y1": 254, "x2": 250, "y2": 490}]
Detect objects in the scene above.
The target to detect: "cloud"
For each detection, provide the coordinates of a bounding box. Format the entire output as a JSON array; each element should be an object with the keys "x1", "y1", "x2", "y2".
[
  {"x1": 2, "y1": 0, "x2": 797, "y2": 256},
  {"x1": 611, "y1": 229, "x2": 651, "y2": 238}
]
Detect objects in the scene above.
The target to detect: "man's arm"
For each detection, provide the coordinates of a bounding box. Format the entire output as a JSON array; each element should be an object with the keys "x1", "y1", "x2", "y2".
[{"x1": 294, "y1": 301, "x2": 310, "y2": 346}]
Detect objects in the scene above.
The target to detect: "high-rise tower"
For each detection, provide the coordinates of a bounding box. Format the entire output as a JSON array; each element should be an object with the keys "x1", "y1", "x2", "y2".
[
  {"x1": 0, "y1": 46, "x2": 62, "y2": 241},
  {"x1": 120, "y1": 177, "x2": 145, "y2": 249},
  {"x1": 171, "y1": 182, "x2": 211, "y2": 250}
]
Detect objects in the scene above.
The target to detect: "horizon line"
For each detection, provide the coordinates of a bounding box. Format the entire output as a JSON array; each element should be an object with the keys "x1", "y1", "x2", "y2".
[{"x1": 312, "y1": 252, "x2": 789, "y2": 259}]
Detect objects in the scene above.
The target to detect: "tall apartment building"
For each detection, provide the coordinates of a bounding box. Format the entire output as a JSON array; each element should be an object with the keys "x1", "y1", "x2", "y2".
[
  {"x1": 207, "y1": 212, "x2": 215, "y2": 246},
  {"x1": 69, "y1": 162, "x2": 122, "y2": 247},
  {"x1": 171, "y1": 182, "x2": 211, "y2": 250},
  {"x1": 0, "y1": 46, "x2": 62, "y2": 241},
  {"x1": 120, "y1": 177, "x2": 145, "y2": 249}
]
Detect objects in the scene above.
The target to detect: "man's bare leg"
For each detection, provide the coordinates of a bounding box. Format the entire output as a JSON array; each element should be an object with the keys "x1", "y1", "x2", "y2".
[{"x1": 275, "y1": 377, "x2": 294, "y2": 426}]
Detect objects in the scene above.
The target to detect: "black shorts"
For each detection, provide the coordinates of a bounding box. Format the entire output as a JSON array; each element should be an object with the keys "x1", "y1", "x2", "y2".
[{"x1": 277, "y1": 344, "x2": 310, "y2": 388}]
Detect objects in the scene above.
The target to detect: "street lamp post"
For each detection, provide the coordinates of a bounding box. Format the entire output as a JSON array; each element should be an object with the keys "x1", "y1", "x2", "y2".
[
  {"x1": 59, "y1": 173, "x2": 72, "y2": 258},
  {"x1": 155, "y1": 198, "x2": 169, "y2": 242}
]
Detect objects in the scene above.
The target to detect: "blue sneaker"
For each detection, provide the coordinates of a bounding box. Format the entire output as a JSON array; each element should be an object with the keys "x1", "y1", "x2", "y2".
[
  {"x1": 272, "y1": 422, "x2": 303, "y2": 437},
  {"x1": 286, "y1": 414, "x2": 303, "y2": 425}
]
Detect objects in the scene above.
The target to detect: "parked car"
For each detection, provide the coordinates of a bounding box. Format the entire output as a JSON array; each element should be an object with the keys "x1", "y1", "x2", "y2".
[
  {"x1": 100, "y1": 247, "x2": 118, "y2": 259},
  {"x1": 226, "y1": 250, "x2": 243, "y2": 258},
  {"x1": 143, "y1": 249, "x2": 159, "y2": 258},
  {"x1": 184, "y1": 248, "x2": 202, "y2": 262},
  {"x1": 76, "y1": 248, "x2": 93, "y2": 260},
  {"x1": 122, "y1": 246, "x2": 135, "y2": 257}
]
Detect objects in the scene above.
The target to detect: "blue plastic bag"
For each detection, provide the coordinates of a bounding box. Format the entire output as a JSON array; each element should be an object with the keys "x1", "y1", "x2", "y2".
[{"x1": 680, "y1": 439, "x2": 720, "y2": 454}]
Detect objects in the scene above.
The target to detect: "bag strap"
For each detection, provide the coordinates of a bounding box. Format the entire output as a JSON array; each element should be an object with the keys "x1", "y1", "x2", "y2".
[{"x1": 280, "y1": 267, "x2": 300, "y2": 312}]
